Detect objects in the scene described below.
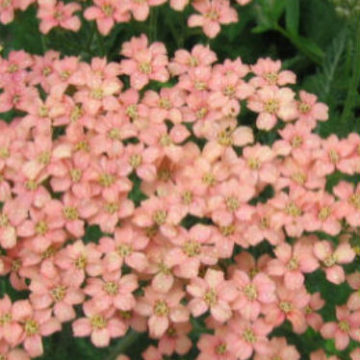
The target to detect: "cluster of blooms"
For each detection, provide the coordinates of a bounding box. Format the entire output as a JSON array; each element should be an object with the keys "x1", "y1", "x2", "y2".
[
  {"x1": 0, "y1": 0, "x2": 251, "y2": 37},
  {"x1": 0, "y1": 35, "x2": 360, "y2": 360}
]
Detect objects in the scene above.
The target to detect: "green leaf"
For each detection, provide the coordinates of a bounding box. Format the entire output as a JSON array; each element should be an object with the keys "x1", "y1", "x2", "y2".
[{"x1": 286, "y1": 0, "x2": 300, "y2": 35}]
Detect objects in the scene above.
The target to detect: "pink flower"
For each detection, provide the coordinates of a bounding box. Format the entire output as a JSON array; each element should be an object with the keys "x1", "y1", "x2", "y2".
[
  {"x1": 37, "y1": 0, "x2": 81, "y2": 34},
  {"x1": 320, "y1": 305, "x2": 360, "y2": 350},
  {"x1": 267, "y1": 241, "x2": 319, "y2": 290},
  {"x1": 158, "y1": 322, "x2": 192, "y2": 356},
  {"x1": 187, "y1": 268, "x2": 238, "y2": 322},
  {"x1": 263, "y1": 284, "x2": 310, "y2": 334},
  {"x1": 84, "y1": 272, "x2": 138, "y2": 313},
  {"x1": 254, "y1": 337, "x2": 300, "y2": 360},
  {"x1": 121, "y1": 34, "x2": 169, "y2": 90},
  {"x1": 305, "y1": 292, "x2": 325, "y2": 331},
  {"x1": 12, "y1": 300, "x2": 61, "y2": 357},
  {"x1": 197, "y1": 328, "x2": 237, "y2": 360},
  {"x1": 247, "y1": 86, "x2": 297, "y2": 130},
  {"x1": 227, "y1": 317, "x2": 272, "y2": 360},
  {"x1": 232, "y1": 270, "x2": 276, "y2": 320},
  {"x1": 347, "y1": 272, "x2": 360, "y2": 310},
  {"x1": 333, "y1": 181, "x2": 360, "y2": 227},
  {"x1": 188, "y1": 0, "x2": 238, "y2": 38},
  {"x1": 313, "y1": 240, "x2": 355, "y2": 284},
  {"x1": 135, "y1": 286, "x2": 189, "y2": 338},
  {"x1": 296, "y1": 90, "x2": 328, "y2": 128},
  {"x1": 0, "y1": 295, "x2": 23, "y2": 346},
  {"x1": 55, "y1": 240, "x2": 102, "y2": 287},
  {"x1": 73, "y1": 301, "x2": 126, "y2": 347},
  {"x1": 125, "y1": 0, "x2": 166, "y2": 21},
  {"x1": 250, "y1": 58, "x2": 296, "y2": 88},
  {"x1": 84, "y1": 0, "x2": 130, "y2": 35},
  {"x1": 29, "y1": 274, "x2": 84, "y2": 323}
]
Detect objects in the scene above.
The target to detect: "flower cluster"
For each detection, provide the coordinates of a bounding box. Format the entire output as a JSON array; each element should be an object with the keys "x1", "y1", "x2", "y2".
[
  {"x1": 0, "y1": 35, "x2": 359, "y2": 360},
  {"x1": 0, "y1": 0, "x2": 251, "y2": 37}
]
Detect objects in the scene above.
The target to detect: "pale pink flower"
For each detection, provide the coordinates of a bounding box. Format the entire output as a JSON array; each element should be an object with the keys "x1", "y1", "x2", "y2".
[
  {"x1": 0, "y1": 295, "x2": 23, "y2": 346},
  {"x1": 187, "y1": 268, "x2": 238, "y2": 322},
  {"x1": 347, "y1": 272, "x2": 360, "y2": 310},
  {"x1": 12, "y1": 300, "x2": 61, "y2": 357},
  {"x1": 121, "y1": 34, "x2": 169, "y2": 90},
  {"x1": 37, "y1": 0, "x2": 81, "y2": 34},
  {"x1": 170, "y1": 0, "x2": 189, "y2": 11},
  {"x1": 333, "y1": 181, "x2": 360, "y2": 227},
  {"x1": 267, "y1": 241, "x2": 319, "y2": 290},
  {"x1": 135, "y1": 286, "x2": 189, "y2": 338},
  {"x1": 188, "y1": 0, "x2": 238, "y2": 38},
  {"x1": 305, "y1": 292, "x2": 325, "y2": 331},
  {"x1": 313, "y1": 240, "x2": 355, "y2": 284},
  {"x1": 247, "y1": 86, "x2": 297, "y2": 130},
  {"x1": 84, "y1": 273, "x2": 138, "y2": 313},
  {"x1": 320, "y1": 305, "x2": 360, "y2": 350},
  {"x1": 250, "y1": 58, "x2": 296, "y2": 88},
  {"x1": 351, "y1": 349, "x2": 360, "y2": 360},
  {"x1": 158, "y1": 322, "x2": 192, "y2": 356},
  {"x1": 296, "y1": 90, "x2": 328, "y2": 128},
  {"x1": 99, "y1": 226, "x2": 149, "y2": 273},
  {"x1": 263, "y1": 284, "x2": 310, "y2": 334},
  {"x1": 73, "y1": 302, "x2": 126, "y2": 347},
  {"x1": 254, "y1": 337, "x2": 300, "y2": 360},
  {"x1": 29, "y1": 274, "x2": 84, "y2": 322},
  {"x1": 125, "y1": 0, "x2": 166, "y2": 21},
  {"x1": 232, "y1": 270, "x2": 276, "y2": 320},
  {"x1": 310, "y1": 349, "x2": 339, "y2": 360},
  {"x1": 197, "y1": 328, "x2": 237, "y2": 360},
  {"x1": 227, "y1": 317, "x2": 272, "y2": 360},
  {"x1": 55, "y1": 240, "x2": 102, "y2": 287},
  {"x1": 165, "y1": 225, "x2": 217, "y2": 279},
  {"x1": 169, "y1": 44, "x2": 217, "y2": 76},
  {"x1": 84, "y1": 0, "x2": 130, "y2": 35}
]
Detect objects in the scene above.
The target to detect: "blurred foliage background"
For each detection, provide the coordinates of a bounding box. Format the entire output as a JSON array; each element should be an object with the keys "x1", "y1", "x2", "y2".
[{"x1": 0, "y1": 0, "x2": 359, "y2": 359}]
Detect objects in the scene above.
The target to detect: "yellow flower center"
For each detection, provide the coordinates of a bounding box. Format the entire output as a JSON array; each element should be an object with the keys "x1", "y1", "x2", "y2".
[
  {"x1": 243, "y1": 328, "x2": 257, "y2": 343},
  {"x1": 51, "y1": 286, "x2": 66, "y2": 302},
  {"x1": 202, "y1": 172, "x2": 215, "y2": 186},
  {"x1": 264, "y1": 72, "x2": 278, "y2": 85},
  {"x1": 104, "y1": 202, "x2": 119, "y2": 214},
  {"x1": 0, "y1": 214, "x2": 9, "y2": 227},
  {"x1": 323, "y1": 254, "x2": 337, "y2": 267},
  {"x1": 0, "y1": 313, "x2": 12, "y2": 326},
  {"x1": 153, "y1": 210, "x2": 167, "y2": 226},
  {"x1": 318, "y1": 206, "x2": 331, "y2": 220},
  {"x1": 287, "y1": 257, "x2": 298, "y2": 271},
  {"x1": 90, "y1": 315, "x2": 107, "y2": 329},
  {"x1": 102, "y1": 3, "x2": 114, "y2": 16},
  {"x1": 285, "y1": 202, "x2": 302, "y2": 217},
  {"x1": 75, "y1": 254, "x2": 87, "y2": 269},
  {"x1": 279, "y1": 301, "x2": 293, "y2": 313},
  {"x1": 182, "y1": 190, "x2": 193, "y2": 205},
  {"x1": 291, "y1": 172, "x2": 306, "y2": 185},
  {"x1": 159, "y1": 98, "x2": 172, "y2": 110},
  {"x1": 339, "y1": 320, "x2": 350, "y2": 332},
  {"x1": 298, "y1": 102, "x2": 311, "y2": 113},
  {"x1": 70, "y1": 106, "x2": 82, "y2": 122},
  {"x1": 226, "y1": 196, "x2": 239, "y2": 212},
  {"x1": 126, "y1": 104, "x2": 138, "y2": 119},
  {"x1": 153, "y1": 300, "x2": 169, "y2": 317},
  {"x1": 183, "y1": 240, "x2": 201, "y2": 257},
  {"x1": 215, "y1": 343, "x2": 227, "y2": 355},
  {"x1": 35, "y1": 220, "x2": 48, "y2": 235},
  {"x1": 264, "y1": 99, "x2": 280, "y2": 114},
  {"x1": 349, "y1": 193, "x2": 360, "y2": 210},
  {"x1": 248, "y1": 157, "x2": 260, "y2": 170},
  {"x1": 139, "y1": 62, "x2": 152, "y2": 75},
  {"x1": 244, "y1": 284, "x2": 258, "y2": 301},
  {"x1": 90, "y1": 88, "x2": 104, "y2": 100},
  {"x1": 329, "y1": 149, "x2": 339, "y2": 164},
  {"x1": 217, "y1": 129, "x2": 233, "y2": 147},
  {"x1": 104, "y1": 281, "x2": 119, "y2": 296},
  {"x1": 63, "y1": 206, "x2": 79, "y2": 220},
  {"x1": 291, "y1": 135, "x2": 303, "y2": 148},
  {"x1": 220, "y1": 223, "x2": 235, "y2": 236},
  {"x1": 117, "y1": 244, "x2": 132, "y2": 257},
  {"x1": 25, "y1": 319, "x2": 39, "y2": 336},
  {"x1": 203, "y1": 289, "x2": 217, "y2": 306},
  {"x1": 0, "y1": 147, "x2": 9, "y2": 159},
  {"x1": 99, "y1": 173, "x2": 115, "y2": 187}
]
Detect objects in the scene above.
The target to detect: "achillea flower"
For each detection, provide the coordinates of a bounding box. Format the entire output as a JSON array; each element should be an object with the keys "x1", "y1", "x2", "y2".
[
  {"x1": 84, "y1": 0, "x2": 130, "y2": 35},
  {"x1": 37, "y1": 0, "x2": 81, "y2": 34},
  {"x1": 125, "y1": 0, "x2": 166, "y2": 21},
  {"x1": 188, "y1": 0, "x2": 238, "y2": 38},
  {"x1": 135, "y1": 286, "x2": 189, "y2": 338},
  {"x1": 187, "y1": 268, "x2": 238, "y2": 322},
  {"x1": 313, "y1": 240, "x2": 355, "y2": 284},
  {"x1": 73, "y1": 301, "x2": 127, "y2": 347},
  {"x1": 121, "y1": 34, "x2": 169, "y2": 90},
  {"x1": 320, "y1": 305, "x2": 360, "y2": 350},
  {"x1": 247, "y1": 86, "x2": 297, "y2": 130}
]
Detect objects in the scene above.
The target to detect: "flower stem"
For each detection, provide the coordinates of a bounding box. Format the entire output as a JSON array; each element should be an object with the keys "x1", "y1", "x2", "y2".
[{"x1": 105, "y1": 330, "x2": 142, "y2": 360}]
